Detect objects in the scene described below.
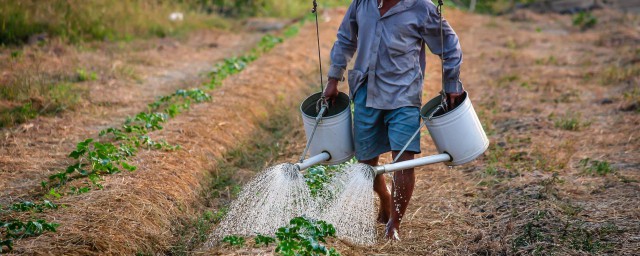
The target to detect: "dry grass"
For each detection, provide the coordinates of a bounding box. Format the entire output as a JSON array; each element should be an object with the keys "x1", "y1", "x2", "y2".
[{"x1": 2, "y1": 11, "x2": 340, "y2": 254}]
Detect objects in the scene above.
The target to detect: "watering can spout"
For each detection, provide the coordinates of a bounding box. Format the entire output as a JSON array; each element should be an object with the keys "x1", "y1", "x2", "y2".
[
  {"x1": 294, "y1": 152, "x2": 331, "y2": 171},
  {"x1": 372, "y1": 153, "x2": 452, "y2": 176}
]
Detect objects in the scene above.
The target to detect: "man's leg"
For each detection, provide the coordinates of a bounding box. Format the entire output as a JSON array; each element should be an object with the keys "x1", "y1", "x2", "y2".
[
  {"x1": 384, "y1": 151, "x2": 416, "y2": 240},
  {"x1": 359, "y1": 156, "x2": 391, "y2": 224}
]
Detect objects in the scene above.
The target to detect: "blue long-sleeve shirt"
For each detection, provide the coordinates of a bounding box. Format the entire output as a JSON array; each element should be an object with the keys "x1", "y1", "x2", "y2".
[{"x1": 328, "y1": 0, "x2": 464, "y2": 109}]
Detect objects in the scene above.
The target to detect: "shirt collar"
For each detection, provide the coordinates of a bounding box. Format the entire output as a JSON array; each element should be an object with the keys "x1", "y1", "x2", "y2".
[{"x1": 381, "y1": 0, "x2": 418, "y2": 18}]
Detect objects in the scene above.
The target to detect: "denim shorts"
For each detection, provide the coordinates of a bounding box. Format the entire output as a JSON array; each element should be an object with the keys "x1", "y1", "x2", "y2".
[{"x1": 353, "y1": 84, "x2": 421, "y2": 161}]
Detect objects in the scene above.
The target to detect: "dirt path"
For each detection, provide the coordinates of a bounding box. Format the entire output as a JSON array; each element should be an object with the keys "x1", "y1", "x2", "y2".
[{"x1": 0, "y1": 29, "x2": 263, "y2": 201}]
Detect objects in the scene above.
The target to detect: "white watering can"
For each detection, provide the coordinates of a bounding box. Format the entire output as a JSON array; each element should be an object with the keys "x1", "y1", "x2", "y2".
[{"x1": 297, "y1": 91, "x2": 489, "y2": 175}]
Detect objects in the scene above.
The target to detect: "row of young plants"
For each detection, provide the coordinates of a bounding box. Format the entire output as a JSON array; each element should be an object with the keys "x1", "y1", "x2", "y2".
[
  {"x1": 0, "y1": 32, "x2": 289, "y2": 253},
  {"x1": 222, "y1": 216, "x2": 340, "y2": 256}
]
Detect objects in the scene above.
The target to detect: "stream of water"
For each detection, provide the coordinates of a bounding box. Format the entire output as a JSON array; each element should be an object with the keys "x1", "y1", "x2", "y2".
[
  {"x1": 315, "y1": 163, "x2": 377, "y2": 245},
  {"x1": 207, "y1": 162, "x2": 378, "y2": 247},
  {"x1": 208, "y1": 163, "x2": 312, "y2": 244}
]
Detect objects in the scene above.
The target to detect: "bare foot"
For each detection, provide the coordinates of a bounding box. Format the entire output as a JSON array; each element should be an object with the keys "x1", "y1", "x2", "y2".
[
  {"x1": 377, "y1": 210, "x2": 389, "y2": 224},
  {"x1": 384, "y1": 222, "x2": 401, "y2": 241}
]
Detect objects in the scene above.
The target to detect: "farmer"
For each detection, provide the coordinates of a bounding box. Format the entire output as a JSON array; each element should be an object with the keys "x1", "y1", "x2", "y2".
[{"x1": 323, "y1": 0, "x2": 464, "y2": 240}]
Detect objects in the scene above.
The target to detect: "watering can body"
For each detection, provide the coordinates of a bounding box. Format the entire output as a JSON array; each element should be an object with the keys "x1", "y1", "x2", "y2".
[
  {"x1": 300, "y1": 92, "x2": 355, "y2": 165},
  {"x1": 421, "y1": 92, "x2": 489, "y2": 166}
]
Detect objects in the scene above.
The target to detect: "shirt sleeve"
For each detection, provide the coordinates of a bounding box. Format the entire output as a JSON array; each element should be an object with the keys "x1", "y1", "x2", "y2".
[
  {"x1": 328, "y1": 1, "x2": 359, "y2": 81},
  {"x1": 419, "y1": 5, "x2": 464, "y2": 93}
]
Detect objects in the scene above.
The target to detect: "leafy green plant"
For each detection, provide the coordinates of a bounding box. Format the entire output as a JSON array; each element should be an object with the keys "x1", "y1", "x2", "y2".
[
  {"x1": 0, "y1": 219, "x2": 59, "y2": 252},
  {"x1": 49, "y1": 139, "x2": 136, "y2": 183},
  {"x1": 304, "y1": 166, "x2": 333, "y2": 197},
  {"x1": 275, "y1": 216, "x2": 339, "y2": 256},
  {"x1": 10, "y1": 200, "x2": 58, "y2": 212},
  {"x1": 255, "y1": 234, "x2": 276, "y2": 247},
  {"x1": 304, "y1": 159, "x2": 355, "y2": 197},
  {"x1": 222, "y1": 235, "x2": 245, "y2": 247},
  {"x1": 70, "y1": 186, "x2": 92, "y2": 195}
]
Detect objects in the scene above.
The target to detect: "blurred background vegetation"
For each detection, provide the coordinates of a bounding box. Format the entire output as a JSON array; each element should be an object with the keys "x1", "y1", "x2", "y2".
[{"x1": 0, "y1": 0, "x2": 348, "y2": 45}]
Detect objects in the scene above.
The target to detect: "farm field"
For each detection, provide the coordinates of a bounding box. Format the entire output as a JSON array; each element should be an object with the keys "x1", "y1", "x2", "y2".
[{"x1": 1, "y1": 4, "x2": 639, "y2": 256}]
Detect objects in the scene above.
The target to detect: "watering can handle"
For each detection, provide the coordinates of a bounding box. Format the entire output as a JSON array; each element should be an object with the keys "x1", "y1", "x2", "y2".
[{"x1": 436, "y1": 1, "x2": 449, "y2": 112}]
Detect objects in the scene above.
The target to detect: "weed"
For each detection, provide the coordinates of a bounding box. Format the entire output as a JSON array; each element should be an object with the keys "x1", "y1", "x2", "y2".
[
  {"x1": 562, "y1": 222, "x2": 616, "y2": 253},
  {"x1": 578, "y1": 158, "x2": 615, "y2": 176},
  {"x1": 553, "y1": 113, "x2": 588, "y2": 131},
  {"x1": 600, "y1": 64, "x2": 640, "y2": 85},
  {"x1": 171, "y1": 208, "x2": 227, "y2": 255},
  {"x1": 505, "y1": 38, "x2": 518, "y2": 49},
  {"x1": 10, "y1": 50, "x2": 23, "y2": 58},
  {"x1": 572, "y1": 12, "x2": 597, "y2": 30},
  {"x1": 496, "y1": 74, "x2": 519, "y2": 87},
  {"x1": 76, "y1": 69, "x2": 98, "y2": 82},
  {"x1": 222, "y1": 235, "x2": 245, "y2": 247},
  {"x1": 519, "y1": 81, "x2": 531, "y2": 90},
  {"x1": 0, "y1": 102, "x2": 38, "y2": 127},
  {"x1": 535, "y1": 55, "x2": 557, "y2": 65},
  {"x1": 0, "y1": 80, "x2": 85, "y2": 128}
]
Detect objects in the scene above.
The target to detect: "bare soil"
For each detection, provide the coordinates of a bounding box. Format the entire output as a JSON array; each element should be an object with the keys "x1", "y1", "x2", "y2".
[{"x1": 1, "y1": 6, "x2": 638, "y2": 256}]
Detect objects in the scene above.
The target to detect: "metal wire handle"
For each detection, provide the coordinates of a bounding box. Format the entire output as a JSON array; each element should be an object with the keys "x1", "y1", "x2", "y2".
[
  {"x1": 437, "y1": 0, "x2": 448, "y2": 112},
  {"x1": 393, "y1": 0, "x2": 447, "y2": 163},
  {"x1": 299, "y1": 0, "x2": 328, "y2": 163},
  {"x1": 312, "y1": 0, "x2": 326, "y2": 103}
]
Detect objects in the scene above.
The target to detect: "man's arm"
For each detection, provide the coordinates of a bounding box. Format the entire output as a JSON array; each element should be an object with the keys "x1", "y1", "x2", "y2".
[
  {"x1": 325, "y1": 1, "x2": 359, "y2": 100},
  {"x1": 419, "y1": 4, "x2": 465, "y2": 109}
]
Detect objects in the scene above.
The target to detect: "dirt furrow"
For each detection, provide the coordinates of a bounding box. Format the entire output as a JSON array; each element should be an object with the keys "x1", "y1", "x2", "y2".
[{"x1": 0, "y1": 30, "x2": 262, "y2": 201}]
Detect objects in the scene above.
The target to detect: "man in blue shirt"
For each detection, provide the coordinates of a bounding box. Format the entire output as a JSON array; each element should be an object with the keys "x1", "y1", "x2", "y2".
[{"x1": 323, "y1": 0, "x2": 465, "y2": 240}]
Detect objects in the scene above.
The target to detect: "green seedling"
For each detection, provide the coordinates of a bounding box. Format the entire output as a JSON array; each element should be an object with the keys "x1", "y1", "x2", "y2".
[
  {"x1": 10, "y1": 200, "x2": 58, "y2": 212},
  {"x1": 275, "y1": 216, "x2": 339, "y2": 256},
  {"x1": 1, "y1": 219, "x2": 59, "y2": 240},
  {"x1": 255, "y1": 234, "x2": 276, "y2": 247},
  {"x1": 222, "y1": 235, "x2": 245, "y2": 247}
]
